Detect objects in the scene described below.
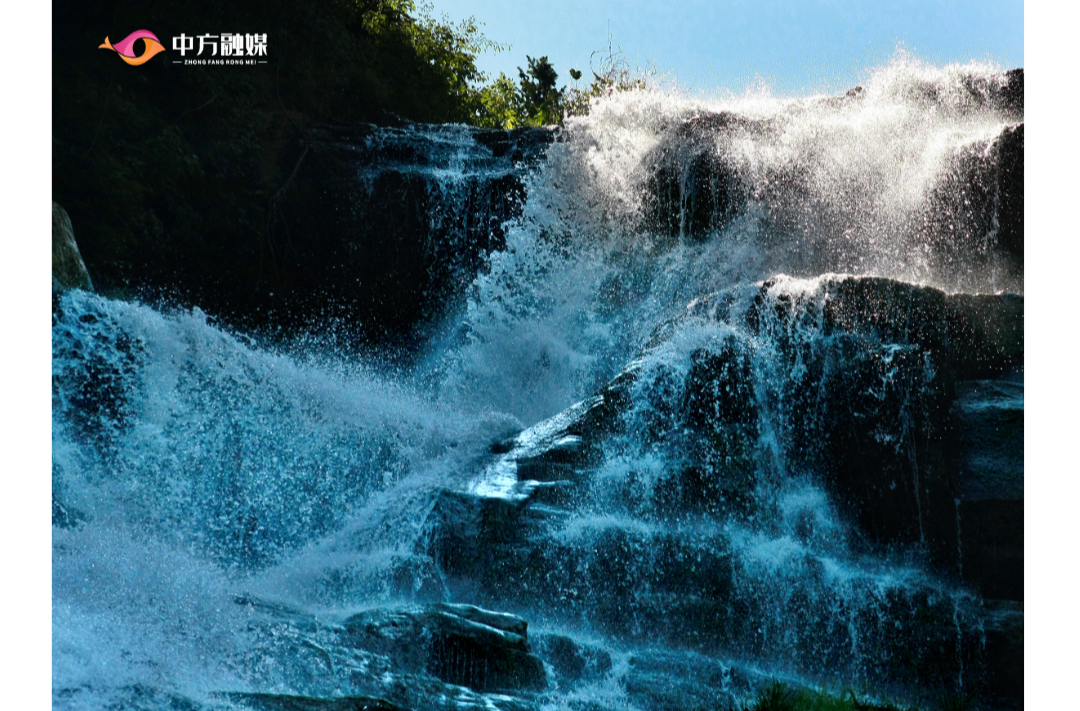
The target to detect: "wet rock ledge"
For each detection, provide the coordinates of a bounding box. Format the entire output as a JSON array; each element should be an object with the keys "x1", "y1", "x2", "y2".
[{"x1": 222, "y1": 596, "x2": 549, "y2": 711}]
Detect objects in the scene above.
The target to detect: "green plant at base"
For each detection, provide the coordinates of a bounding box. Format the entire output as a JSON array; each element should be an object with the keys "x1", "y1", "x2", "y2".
[{"x1": 748, "y1": 680, "x2": 798, "y2": 711}]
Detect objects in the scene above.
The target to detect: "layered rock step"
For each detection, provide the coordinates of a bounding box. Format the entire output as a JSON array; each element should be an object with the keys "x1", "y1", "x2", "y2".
[
  {"x1": 212, "y1": 596, "x2": 794, "y2": 711},
  {"x1": 222, "y1": 596, "x2": 547, "y2": 711},
  {"x1": 418, "y1": 274, "x2": 1023, "y2": 706}
]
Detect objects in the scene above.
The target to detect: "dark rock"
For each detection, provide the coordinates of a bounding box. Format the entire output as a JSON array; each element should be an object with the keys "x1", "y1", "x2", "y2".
[
  {"x1": 432, "y1": 271, "x2": 1023, "y2": 552},
  {"x1": 232, "y1": 594, "x2": 544, "y2": 710},
  {"x1": 52, "y1": 201, "x2": 93, "y2": 292},
  {"x1": 981, "y1": 601, "x2": 1023, "y2": 707},
  {"x1": 994, "y1": 123, "x2": 1024, "y2": 266},
  {"x1": 532, "y1": 634, "x2": 612, "y2": 686},
  {"x1": 426, "y1": 617, "x2": 545, "y2": 693},
  {"x1": 949, "y1": 380, "x2": 1023, "y2": 601},
  {"x1": 639, "y1": 112, "x2": 764, "y2": 241},
  {"x1": 951, "y1": 380, "x2": 1023, "y2": 502},
  {"x1": 955, "y1": 498, "x2": 1023, "y2": 602},
  {"x1": 414, "y1": 275, "x2": 1021, "y2": 704},
  {"x1": 536, "y1": 634, "x2": 586, "y2": 682},
  {"x1": 682, "y1": 343, "x2": 756, "y2": 429},
  {"x1": 919, "y1": 121, "x2": 1023, "y2": 290},
  {"x1": 690, "y1": 276, "x2": 1024, "y2": 561},
  {"x1": 344, "y1": 604, "x2": 547, "y2": 693},
  {"x1": 426, "y1": 489, "x2": 532, "y2": 592},
  {"x1": 69, "y1": 121, "x2": 554, "y2": 352},
  {"x1": 996, "y1": 68, "x2": 1024, "y2": 118},
  {"x1": 249, "y1": 122, "x2": 556, "y2": 345},
  {"x1": 807, "y1": 276, "x2": 1023, "y2": 380},
  {"x1": 827, "y1": 282, "x2": 1018, "y2": 563}
]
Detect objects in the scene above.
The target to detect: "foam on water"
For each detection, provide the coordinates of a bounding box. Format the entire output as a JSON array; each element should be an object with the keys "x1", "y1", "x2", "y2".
[{"x1": 435, "y1": 56, "x2": 1018, "y2": 432}]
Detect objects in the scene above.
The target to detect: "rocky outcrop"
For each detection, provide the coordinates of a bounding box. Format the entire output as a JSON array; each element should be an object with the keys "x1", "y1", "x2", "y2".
[
  {"x1": 640, "y1": 112, "x2": 762, "y2": 241},
  {"x1": 52, "y1": 201, "x2": 93, "y2": 292},
  {"x1": 69, "y1": 121, "x2": 554, "y2": 349},
  {"x1": 218, "y1": 595, "x2": 855, "y2": 711},
  {"x1": 531, "y1": 633, "x2": 612, "y2": 687},
  {"x1": 994, "y1": 67, "x2": 1025, "y2": 119},
  {"x1": 949, "y1": 380, "x2": 1024, "y2": 602},
  {"x1": 257, "y1": 122, "x2": 556, "y2": 343},
  {"x1": 995, "y1": 121, "x2": 1025, "y2": 265},
  {"x1": 638, "y1": 70, "x2": 1024, "y2": 292},
  {"x1": 622, "y1": 651, "x2": 753, "y2": 711},
  {"x1": 228, "y1": 595, "x2": 547, "y2": 711},
  {"x1": 925, "y1": 120, "x2": 1024, "y2": 287},
  {"x1": 344, "y1": 603, "x2": 547, "y2": 693},
  {"x1": 744, "y1": 276, "x2": 1024, "y2": 570},
  {"x1": 419, "y1": 274, "x2": 1022, "y2": 705},
  {"x1": 982, "y1": 601, "x2": 1023, "y2": 707}
]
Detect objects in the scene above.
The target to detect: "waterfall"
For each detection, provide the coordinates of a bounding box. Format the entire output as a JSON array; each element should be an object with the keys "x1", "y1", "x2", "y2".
[{"x1": 53, "y1": 56, "x2": 1023, "y2": 711}]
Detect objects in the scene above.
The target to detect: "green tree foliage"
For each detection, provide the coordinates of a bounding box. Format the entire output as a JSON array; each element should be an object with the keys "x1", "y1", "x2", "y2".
[
  {"x1": 517, "y1": 56, "x2": 563, "y2": 126},
  {"x1": 474, "y1": 73, "x2": 526, "y2": 129}
]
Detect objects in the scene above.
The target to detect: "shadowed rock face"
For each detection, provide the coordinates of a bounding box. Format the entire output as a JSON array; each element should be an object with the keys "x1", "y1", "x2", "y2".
[
  {"x1": 62, "y1": 121, "x2": 555, "y2": 351},
  {"x1": 746, "y1": 276, "x2": 1023, "y2": 566},
  {"x1": 949, "y1": 380, "x2": 1024, "y2": 602},
  {"x1": 640, "y1": 112, "x2": 763, "y2": 242},
  {"x1": 261, "y1": 123, "x2": 556, "y2": 345},
  {"x1": 53, "y1": 201, "x2": 94, "y2": 292},
  {"x1": 995, "y1": 121, "x2": 1024, "y2": 266},
  {"x1": 344, "y1": 603, "x2": 546, "y2": 693}
]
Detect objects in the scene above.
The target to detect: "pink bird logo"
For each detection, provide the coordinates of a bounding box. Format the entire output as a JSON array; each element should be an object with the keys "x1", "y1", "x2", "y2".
[{"x1": 99, "y1": 30, "x2": 166, "y2": 66}]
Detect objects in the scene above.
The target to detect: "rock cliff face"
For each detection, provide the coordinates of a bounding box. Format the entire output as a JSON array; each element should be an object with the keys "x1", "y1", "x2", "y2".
[
  {"x1": 419, "y1": 274, "x2": 1022, "y2": 705},
  {"x1": 639, "y1": 70, "x2": 1024, "y2": 293},
  {"x1": 61, "y1": 121, "x2": 555, "y2": 349},
  {"x1": 53, "y1": 201, "x2": 94, "y2": 292},
  {"x1": 262, "y1": 123, "x2": 556, "y2": 343}
]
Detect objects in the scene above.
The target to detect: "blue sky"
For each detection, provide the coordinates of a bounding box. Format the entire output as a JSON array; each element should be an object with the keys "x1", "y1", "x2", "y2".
[{"x1": 430, "y1": 0, "x2": 1024, "y2": 96}]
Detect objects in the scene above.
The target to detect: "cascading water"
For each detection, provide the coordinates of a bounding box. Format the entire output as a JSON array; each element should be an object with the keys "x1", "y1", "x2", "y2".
[{"x1": 53, "y1": 56, "x2": 1023, "y2": 711}]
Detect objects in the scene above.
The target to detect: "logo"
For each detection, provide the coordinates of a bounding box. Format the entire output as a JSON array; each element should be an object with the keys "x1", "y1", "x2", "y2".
[
  {"x1": 99, "y1": 30, "x2": 166, "y2": 66},
  {"x1": 171, "y1": 33, "x2": 268, "y2": 65}
]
